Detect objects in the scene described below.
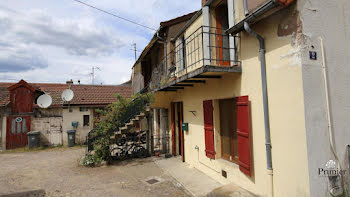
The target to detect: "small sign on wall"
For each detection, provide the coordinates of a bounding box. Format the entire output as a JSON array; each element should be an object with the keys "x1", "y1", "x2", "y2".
[
  {"x1": 15, "y1": 117, "x2": 22, "y2": 123},
  {"x1": 309, "y1": 51, "x2": 317, "y2": 60}
]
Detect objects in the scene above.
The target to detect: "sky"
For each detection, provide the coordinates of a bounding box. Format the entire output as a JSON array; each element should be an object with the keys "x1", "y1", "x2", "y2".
[{"x1": 0, "y1": 0, "x2": 200, "y2": 85}]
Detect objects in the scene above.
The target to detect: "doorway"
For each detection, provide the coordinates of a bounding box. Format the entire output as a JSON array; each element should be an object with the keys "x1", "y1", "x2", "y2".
[
  {"x1": 215, "y1": 2, "x2": 230, "y2": 66},
  {"x1": 171, "y1": 102, "x2": 184, "y2": 162},
  {"x1": 6, "y1": 116, "x2": 31, "y2": 149}
]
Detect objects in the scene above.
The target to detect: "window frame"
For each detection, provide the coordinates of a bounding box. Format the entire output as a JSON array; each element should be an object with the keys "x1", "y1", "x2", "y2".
[
  {"x1": 83, "y1": 115, "x2": 90, "y2": 127},
  {"x1": 219, "y1": 98, "x2": 239, "y2": 164},
  {"x1": 79, "y1": 107, "x2": 88, "y2": 112}
]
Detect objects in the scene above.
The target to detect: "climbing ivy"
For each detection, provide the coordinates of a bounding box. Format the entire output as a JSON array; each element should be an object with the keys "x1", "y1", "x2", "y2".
[{"x1": 82, "y1": 93, "x2": 153, "y2": 166}]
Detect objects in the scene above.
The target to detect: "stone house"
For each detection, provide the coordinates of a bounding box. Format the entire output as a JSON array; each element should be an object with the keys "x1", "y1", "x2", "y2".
[{"x1": 0, "y1": 80, "x2": 131, "y2": 150}]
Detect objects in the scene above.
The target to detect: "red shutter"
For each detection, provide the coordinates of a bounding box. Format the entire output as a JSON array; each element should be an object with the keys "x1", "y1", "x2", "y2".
[
  {"x1": 236, "y1": 96, "x2": 252, "y2": 176},
  {"x1": 203, "y1": 100, "x2": 215, "y2": 159}
]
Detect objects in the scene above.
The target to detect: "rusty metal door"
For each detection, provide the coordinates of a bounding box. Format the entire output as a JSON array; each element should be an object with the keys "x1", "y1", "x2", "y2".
[{"x1": 6, "y1": 116, "x2": 30, "y2": 149}]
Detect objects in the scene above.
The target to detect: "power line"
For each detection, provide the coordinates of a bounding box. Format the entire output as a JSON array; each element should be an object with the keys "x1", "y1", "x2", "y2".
[{"x1": 70, "y1": 0, "x2": 157, "y2": 31}]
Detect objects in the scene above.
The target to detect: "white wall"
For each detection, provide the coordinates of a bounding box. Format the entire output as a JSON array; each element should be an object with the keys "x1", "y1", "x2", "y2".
[
  {"x1": 62, "y1": 107, "x2": 93, "y2": 146},
  {"x1": 298, "y1": 0, "x2": 350, "y2": 196}
]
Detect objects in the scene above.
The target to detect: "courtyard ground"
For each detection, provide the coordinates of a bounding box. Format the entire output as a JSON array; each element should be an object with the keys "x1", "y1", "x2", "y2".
[{"x1": 0, "y1": 147, "x2": 191, "y2": 197}]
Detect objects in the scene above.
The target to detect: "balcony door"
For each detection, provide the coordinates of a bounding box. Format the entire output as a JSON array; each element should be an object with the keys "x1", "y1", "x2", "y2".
[{"x1": 215, "y1": 4, "x2": 230, "y2": 66}]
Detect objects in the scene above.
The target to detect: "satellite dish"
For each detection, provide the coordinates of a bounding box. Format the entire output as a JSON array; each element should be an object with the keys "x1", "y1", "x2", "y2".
[
  {"x1": 37, "y1": 94, "x2": 52, "y2": 108},
  {"x1": 62, "y1": 89, "x2": 74, "y2": 102}
]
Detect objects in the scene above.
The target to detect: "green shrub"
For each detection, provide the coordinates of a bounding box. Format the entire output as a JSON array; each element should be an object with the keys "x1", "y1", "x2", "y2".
[{"x1": 88, "y1": 93, "x2": 153, "y2": 164}]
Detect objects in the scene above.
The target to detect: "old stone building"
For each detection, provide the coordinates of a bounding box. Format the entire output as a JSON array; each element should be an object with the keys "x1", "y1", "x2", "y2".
[{"x1": 0, "y1": 80, "x2": 131, "y2": 150}]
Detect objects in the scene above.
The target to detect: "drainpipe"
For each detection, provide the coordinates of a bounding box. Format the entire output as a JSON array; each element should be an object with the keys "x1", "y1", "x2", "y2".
[
  {"x1": 243, "y1": 0, "x2": 249, "y2": 16},
  {"x1": 244, "y1": 21, "x2": 273, "y2": 197}
]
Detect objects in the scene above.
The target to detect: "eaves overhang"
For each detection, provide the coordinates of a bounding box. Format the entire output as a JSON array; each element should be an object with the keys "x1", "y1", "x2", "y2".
[{"x1": 225, "y1": 0, "x2": 278, "y2": 35}]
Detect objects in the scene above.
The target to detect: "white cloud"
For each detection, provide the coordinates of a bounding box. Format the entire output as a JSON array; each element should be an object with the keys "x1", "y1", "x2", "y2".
[
  {"x1": 0, "y1": 0, "x2": 200, "y2": 84},
  {"x1": 0, "y1": 8, "x2": 124, "y2": 57}
]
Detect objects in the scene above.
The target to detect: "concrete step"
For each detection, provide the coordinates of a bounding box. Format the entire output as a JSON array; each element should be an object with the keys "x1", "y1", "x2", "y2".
[
  {"x1": 136, "y1": 112, "x2": 145, "y2": 117},
  {"x1": 125, "y1": 121, "x2": 134, "y2": 126}
]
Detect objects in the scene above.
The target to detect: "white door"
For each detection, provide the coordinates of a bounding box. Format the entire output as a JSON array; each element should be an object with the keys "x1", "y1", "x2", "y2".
[{"x1": 49, "y1": 117, "x2": 62, "y2": 145}]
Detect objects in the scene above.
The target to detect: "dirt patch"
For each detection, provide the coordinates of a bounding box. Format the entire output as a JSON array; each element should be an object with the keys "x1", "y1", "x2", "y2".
[{"x1": 0, "y1": 148, "x2": 191, "y2": 197}]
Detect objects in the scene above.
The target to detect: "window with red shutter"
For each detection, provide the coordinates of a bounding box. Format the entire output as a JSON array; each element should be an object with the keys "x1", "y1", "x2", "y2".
[
  {"x1": 236, "y1": 96, "x2": 252, "y2": 176},
  {"x1": 203, "y1": 100, "x2": 215, "y2": 159}
]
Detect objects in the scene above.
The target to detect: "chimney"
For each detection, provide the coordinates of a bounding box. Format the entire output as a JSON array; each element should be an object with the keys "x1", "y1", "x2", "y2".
[
  {"x1": 202, "y1": 0, "x2": 208, "y2": 7},
  {"x1": 66, "y1": 79, "x2": 73, "y2": 85}
]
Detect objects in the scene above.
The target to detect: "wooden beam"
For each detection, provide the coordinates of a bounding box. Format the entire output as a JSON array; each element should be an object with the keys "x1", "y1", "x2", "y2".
[
  {"x1": 159, "y1": 89, "x2": 177, "y2": 92},
  {"x1": 193, "y1": 75, "x2": 222, "y2": 79},
  {"x1": 182, "y1": 80, "x2": 206, "y2": 83},
  {"x1": 172, "y1": 84, "x2": 194, "y2": 87},
  {"x1": 167, "y1": 87, "x2": 184, "y2": 90}
]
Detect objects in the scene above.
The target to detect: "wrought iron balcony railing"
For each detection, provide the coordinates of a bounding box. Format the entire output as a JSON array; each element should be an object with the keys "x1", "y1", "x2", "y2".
[{"x1": 149, "y1": 26, "x2": 241, "y2": 91}]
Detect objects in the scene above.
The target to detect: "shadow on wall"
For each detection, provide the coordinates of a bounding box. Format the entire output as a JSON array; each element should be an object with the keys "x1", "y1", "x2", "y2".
[
  {"x1": 0, "y1": 189, "x2": 46, "y2": 197},
  {"x1": 241, "y1": 4, "x2": 299, "y2": 61}
]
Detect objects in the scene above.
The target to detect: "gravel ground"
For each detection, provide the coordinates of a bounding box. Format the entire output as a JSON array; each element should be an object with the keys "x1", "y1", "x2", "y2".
[{"x1": 0, "y1": 147, "x2": 191, "y2": 197}]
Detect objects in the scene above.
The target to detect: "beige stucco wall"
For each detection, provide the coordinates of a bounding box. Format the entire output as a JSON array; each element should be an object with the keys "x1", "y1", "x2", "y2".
[
  {"x1": 62, "y1": 107, "x2": 93, "y2": 146},
  {"x1": 176, "y1": 15, "x2": 204, "y2": 78},
  {"x1": 152, "y1": 6, "x2": 310, "y2": 197}
]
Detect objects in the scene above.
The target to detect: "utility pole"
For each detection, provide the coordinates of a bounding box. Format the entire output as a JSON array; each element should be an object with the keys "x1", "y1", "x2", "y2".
[
  {"x1": 91, "y1": 66, "x2": 100, "y2": 85},
  {"x1": 133, "y1": 43, "x2": 137, "y2": 61}
]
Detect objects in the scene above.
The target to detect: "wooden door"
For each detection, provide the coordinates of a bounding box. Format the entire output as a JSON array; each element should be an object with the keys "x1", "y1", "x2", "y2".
[
  {"x1": 6, "y1": 116, "x2": 30, "y2": 149},
  {"x1": 179, "y1": 102, "x2": 184, "y2": 162},
  {"x1": 171, "y1": 103, "x2": 176, "y2": 155},
  {"x1": 49, "y1": 117, "x2": 63, "y2": 145},
  {"x1": 215, "y1": 4, "x2": 230, "y2": 66}
]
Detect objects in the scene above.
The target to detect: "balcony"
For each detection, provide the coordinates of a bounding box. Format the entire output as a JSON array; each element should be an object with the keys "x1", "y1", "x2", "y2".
[{"x1": 150, "y1": 26, "x2": 241, "y2": 92}]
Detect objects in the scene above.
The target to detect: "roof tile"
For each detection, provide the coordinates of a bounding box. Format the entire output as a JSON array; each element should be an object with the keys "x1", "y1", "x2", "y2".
[{"x1": 0, "y1": 82, "x2": 132, "y2": 107}]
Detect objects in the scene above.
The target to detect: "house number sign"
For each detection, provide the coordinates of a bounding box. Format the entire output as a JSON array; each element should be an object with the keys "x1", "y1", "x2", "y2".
[{"x1": 15, "y1": 117, "x2": 23, "y2": 123}]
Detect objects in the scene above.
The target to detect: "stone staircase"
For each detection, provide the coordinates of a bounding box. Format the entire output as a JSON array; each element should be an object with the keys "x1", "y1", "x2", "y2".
[{"x1": 110, "y1": 105, "x2": 151, "y2": 140}]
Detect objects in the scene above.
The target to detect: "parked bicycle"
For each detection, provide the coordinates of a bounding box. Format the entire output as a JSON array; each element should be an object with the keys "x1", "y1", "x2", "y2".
[{"x1": 110, "y1": 142, "x2": 148, "y2": 160}]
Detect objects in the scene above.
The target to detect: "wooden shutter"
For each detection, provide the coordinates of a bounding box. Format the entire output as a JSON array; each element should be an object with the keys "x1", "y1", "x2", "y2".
[
  {"x1": 203, "y1": 100, "x2": 215, "y2": 159},
  {"x1": 236, "y1": 96, "x2": 252, "y2": 176}
]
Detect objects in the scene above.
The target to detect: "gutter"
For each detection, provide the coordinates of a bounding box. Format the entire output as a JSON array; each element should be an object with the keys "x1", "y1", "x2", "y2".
[
  {"x1": 226, "y1": 0, "x2": 278, "y2": 35},
  {"x1": 226, "y1": 0, "x2": 295, "y2": 35}
]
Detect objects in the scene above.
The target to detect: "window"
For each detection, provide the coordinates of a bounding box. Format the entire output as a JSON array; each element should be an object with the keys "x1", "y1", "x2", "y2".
[
  {"x1": 83, "y1": 115, "x2": 90, "y2": 126},
  {"x1": 177, "y1": 36, "x2": 186, "y2": 71},
  {"x1": 16, "y1": 121, "x2": 21, "y2": 134},
  {"x1": 11, "y1": 119, "x2": 16, "y2": 134},
  {"x1": 218, "y1": 96, "x2": 252, "y2": 176},
  {"x1": 80, "y1": 107, "x2": 88, "y2": 112},
  {"x1": 22, "y1": 118, "x2": 27, "y2": 133},
  {"x1": 219, "y1": 99, "x2": 238, "y2": 162}
]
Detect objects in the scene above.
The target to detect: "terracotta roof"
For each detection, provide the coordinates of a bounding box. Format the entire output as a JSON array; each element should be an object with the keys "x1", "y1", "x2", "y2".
[
  {"x1": 160, "y1": 11, "x2": 198, "y2": 27},
  {"x1": 0, "y1": 82, "x2": 132, "y2": 107},
  {"x1": 132, "y1": 11, "x2": 198, "y2": 68}
]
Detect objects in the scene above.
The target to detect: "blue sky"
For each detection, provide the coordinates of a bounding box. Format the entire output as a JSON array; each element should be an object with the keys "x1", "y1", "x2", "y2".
[{"x1": 0, "y1": 0, "x2": 200, "y2": 84}]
